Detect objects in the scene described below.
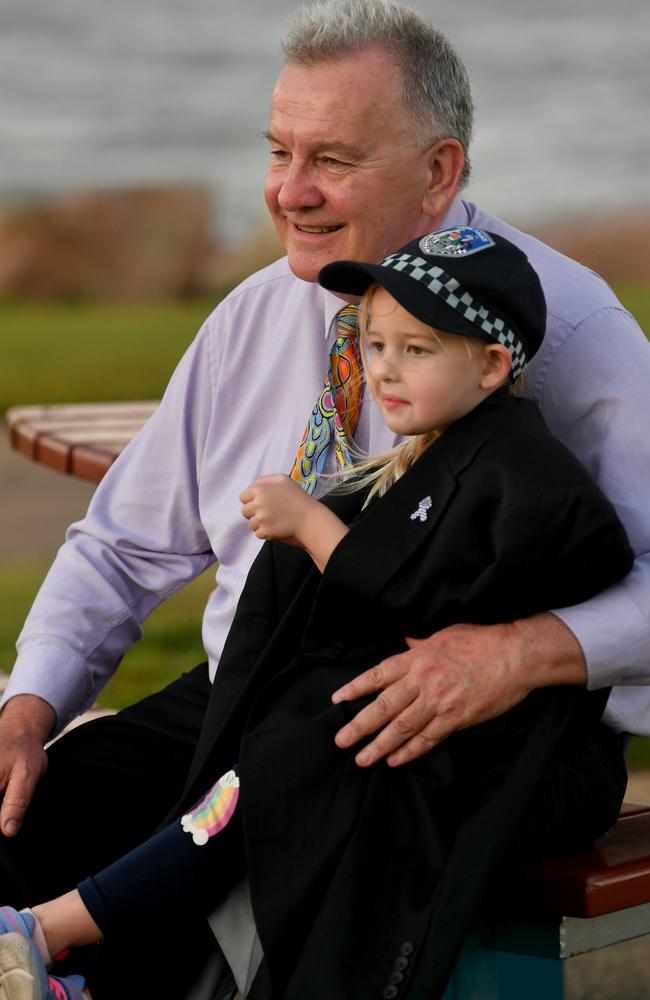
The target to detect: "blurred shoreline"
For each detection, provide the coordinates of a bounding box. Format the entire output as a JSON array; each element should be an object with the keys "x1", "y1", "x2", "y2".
[
  {"x1": 3, "y1": 0, "x2": 647, "y2": 248},
  {"x1": 1, "y1": 185, "x2": 649, "y2": 301}
]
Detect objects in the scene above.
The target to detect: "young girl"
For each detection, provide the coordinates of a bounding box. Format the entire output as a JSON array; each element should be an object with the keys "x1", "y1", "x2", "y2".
[{"x1": 0, "y1": 228, "x2": 633, "y2": 1000}]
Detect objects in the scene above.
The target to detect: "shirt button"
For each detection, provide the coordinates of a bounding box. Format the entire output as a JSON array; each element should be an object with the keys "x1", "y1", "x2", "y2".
[
  {"x1": 389, "y1": 971, "x2": 404, "y2": 985},
  {"x1": 400, "y1": 942, "x2": 415, "y2": 956},
  {"x1": 382, "y1": 988, "x2": 399, "y2": 1000},
  {"x1": 394, "y1": 956, "x2": 409, "y2": 972}
]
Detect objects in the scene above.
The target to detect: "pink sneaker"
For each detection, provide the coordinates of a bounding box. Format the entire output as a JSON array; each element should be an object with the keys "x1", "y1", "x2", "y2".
[{"x1": 0, "y1": 906, "x2": 85, "y2": 999}]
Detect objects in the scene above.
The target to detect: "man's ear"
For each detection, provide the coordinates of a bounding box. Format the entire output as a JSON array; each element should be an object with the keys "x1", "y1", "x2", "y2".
[
  {"x1": 421, "y1": 139, "x2": 465, "y2": 222},
  {"x1": 480, "y1": 344, "x2": 512, "y2": 389}
]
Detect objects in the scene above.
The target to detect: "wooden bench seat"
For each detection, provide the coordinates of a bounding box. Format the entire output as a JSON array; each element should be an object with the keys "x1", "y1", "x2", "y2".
[
  {"x1": 503, "y1": 801, "x2": 650, "y2": 920},
  {"x1": 443, "y1": 803, "x2": 650, "y2": 998},
  {"x1": 6, "y1": 402, "x2": 157, "y2": 482}
]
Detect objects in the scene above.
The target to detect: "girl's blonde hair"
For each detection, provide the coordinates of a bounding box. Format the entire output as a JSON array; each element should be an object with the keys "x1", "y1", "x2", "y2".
[
  {"x1": 339, "y1": 284, "x2": 446, "y2": 506},
  {"x1": 343, "y1": 431, "x2": 441, "y2": 507}
]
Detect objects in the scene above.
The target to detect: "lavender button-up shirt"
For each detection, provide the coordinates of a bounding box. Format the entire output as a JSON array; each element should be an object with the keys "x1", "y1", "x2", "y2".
[{"x1": 5, "y1": 200, "x2": 650, "y2": 735}]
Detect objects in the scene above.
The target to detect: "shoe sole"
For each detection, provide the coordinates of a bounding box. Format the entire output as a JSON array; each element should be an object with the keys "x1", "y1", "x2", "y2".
[{"x1": 0, "y1": 934, "x2": 39, "y2": 1000}]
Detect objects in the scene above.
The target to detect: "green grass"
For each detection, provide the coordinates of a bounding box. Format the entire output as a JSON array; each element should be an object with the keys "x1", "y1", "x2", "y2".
[
  {"x1": 0, "y1": 561, "x2": 215, "y2": 712},
  {"x1": 0, "y1": 283, "x2": 647, "y2": 413},
  {"x1": 625, "y1": 739, "x2": 650, "y2": 770},
  {"x1": 0, "y1": 297, "x2": 222, "y2": 412},
  {"x1": 614, "y1": 283, "x2": 650, "y2": 332}
]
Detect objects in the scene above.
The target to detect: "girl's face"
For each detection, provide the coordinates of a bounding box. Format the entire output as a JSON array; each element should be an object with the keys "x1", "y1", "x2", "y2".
[{"x1": 361, "y1": 286, "x2": 492, "y2": 436}]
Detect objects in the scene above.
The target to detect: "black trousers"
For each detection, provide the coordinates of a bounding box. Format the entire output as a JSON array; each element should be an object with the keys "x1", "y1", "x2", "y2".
[
  {"x1": 0, "y1": 664, "x2": 220, "y2": 999},
  {"x1": 0, "y1": 665, "x2": 627, "y2": 999}
]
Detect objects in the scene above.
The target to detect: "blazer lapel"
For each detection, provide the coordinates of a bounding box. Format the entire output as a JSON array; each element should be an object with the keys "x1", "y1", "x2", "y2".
[{"x1": 305, "y1": 389, "x2": 515, "y2": 624}]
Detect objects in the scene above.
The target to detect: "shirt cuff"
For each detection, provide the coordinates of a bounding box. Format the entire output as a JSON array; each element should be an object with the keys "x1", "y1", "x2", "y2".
[
  {"x1": 554, "y1": 583, "x2": 650, "y2": 689},
  {"x1": 1, "y1": 646, "x2": 96, "y2": 737}
]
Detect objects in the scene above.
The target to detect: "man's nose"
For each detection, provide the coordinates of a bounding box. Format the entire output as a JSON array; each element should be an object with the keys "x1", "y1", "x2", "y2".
[{"x1": 276, "y1": 161, "x2": 324, "y2": 213}]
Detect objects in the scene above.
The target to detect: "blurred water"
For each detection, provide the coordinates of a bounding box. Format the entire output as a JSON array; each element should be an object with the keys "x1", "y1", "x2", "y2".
[{"x1": 0, "y1": 0, "x2": 648, "y2": 243}]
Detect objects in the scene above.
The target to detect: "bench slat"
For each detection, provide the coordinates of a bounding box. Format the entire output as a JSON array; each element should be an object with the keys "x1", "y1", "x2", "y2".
[
  {"x1": 6, "y1": 402, "x2": 158, "y2": 482},
  {"x1": 502, "y1": 808, "x2": 650, "y2": 918}
]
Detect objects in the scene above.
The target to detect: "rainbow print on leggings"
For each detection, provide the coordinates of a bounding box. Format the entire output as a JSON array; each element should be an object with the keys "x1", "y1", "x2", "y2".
[{"x1": 181, "y1": 769, "x2": 240, "y2": 846}]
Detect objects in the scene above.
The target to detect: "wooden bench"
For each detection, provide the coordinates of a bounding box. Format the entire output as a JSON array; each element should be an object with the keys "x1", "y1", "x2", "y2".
[
  {"x1": 6, "y1": 401, "x2": 157, "y2": 482},
  {"x1": 443, "y1": 802, "x2": 650, "y2": 998}
]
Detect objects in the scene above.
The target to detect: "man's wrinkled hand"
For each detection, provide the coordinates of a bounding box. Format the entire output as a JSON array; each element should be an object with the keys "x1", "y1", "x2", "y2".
[
  {"x1": 0, "y1": 696, "x2": 54, "y2": 836},
  {"x1": 332, "y1": 622, "x2": 534, "y2": 768}
]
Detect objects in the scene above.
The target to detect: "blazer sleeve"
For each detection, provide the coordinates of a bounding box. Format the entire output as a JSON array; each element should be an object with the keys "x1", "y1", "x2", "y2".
[{"x1": 455, "y1": 480, "x2": 635, "y2": 627}]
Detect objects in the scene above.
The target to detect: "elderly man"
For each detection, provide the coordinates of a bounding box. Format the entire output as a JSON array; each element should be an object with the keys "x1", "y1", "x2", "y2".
[{"x1": 0, "y1": 0, "x2": 648, "y2": 996}]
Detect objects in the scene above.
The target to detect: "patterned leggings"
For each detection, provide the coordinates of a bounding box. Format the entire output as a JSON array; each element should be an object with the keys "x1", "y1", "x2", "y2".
[{"x1": 77, "y1": 768, "x2": 244, "y2": 937}]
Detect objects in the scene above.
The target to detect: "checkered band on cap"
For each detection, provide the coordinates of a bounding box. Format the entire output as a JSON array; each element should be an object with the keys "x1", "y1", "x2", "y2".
[{"x1": 380, "y1": 252, "x2": 528, "y2": 379}]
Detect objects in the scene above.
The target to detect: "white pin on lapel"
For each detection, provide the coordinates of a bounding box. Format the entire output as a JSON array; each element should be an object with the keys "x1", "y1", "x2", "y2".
[{"x1": 410, "y1": 496, "x2": 432, "y2": 523}]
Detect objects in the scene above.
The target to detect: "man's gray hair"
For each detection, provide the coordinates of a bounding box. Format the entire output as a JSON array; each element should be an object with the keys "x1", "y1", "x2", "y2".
[{"x1": 281, "y1": 0, "x2": 474, "y2": 186}]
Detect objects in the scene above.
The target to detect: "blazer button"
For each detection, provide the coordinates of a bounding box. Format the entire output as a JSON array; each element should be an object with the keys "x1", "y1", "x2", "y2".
[
  {"x1": 389, "y1": 971, "x2": 405, "y2": 986},
  {"x1": 400, "y1": 942, "x2": 415, "y2": 956},
  {"x1": 382, "y1": 988, "x2": 399, "y2": 1000},
  {"x1": 394, "y1": 956, "x2": 409, "y2": 972}
]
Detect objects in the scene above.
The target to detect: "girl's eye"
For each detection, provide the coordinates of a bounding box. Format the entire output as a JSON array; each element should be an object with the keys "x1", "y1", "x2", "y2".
[
  {"x1": 368, "y1": 340, "x2": 385, "y2": 354},
  {"x1": 407, "y1": 344, "x2": 430, "y2": 357}
]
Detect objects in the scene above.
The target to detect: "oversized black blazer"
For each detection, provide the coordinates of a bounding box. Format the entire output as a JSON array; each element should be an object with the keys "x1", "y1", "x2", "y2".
[{"x1": 177, "y1": 388, "x2": 633, "y2": 1000}]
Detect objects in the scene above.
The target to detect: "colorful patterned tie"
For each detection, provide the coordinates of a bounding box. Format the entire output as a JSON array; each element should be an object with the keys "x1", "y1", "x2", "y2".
[{"x1": 291, "y1": 304, "x2": 363, "y2": 494}]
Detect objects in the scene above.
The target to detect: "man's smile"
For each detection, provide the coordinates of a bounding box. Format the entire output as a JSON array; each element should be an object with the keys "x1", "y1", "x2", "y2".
[{"x1": 293, "y1": 224, "x2": 344, "y2": 234}]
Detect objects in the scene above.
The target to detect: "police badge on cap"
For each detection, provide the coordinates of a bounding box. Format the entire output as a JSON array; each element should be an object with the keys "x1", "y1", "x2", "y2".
[
  {"x1": 419, "y1": 227, "x2": 495, "y2": 258},
  {"x1": 318, "y1": 227, "x2": 547, "y2": 382}
]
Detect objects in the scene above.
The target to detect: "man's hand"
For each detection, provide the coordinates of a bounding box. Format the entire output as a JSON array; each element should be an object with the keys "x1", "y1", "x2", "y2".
[
  {"x1": 332, "y1": 614, "x2": 588, "y2": 767},
  {"x1": 240, "y1": 474, "x2": 318, "y2": 547},
  {"x1": 0, "y1": 695, "x2": 55, "y2": 836}
]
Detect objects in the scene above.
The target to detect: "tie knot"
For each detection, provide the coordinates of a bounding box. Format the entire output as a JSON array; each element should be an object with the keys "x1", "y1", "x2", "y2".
[{"x1": 337, "y1": 303, "x2": 360, "y2": 338}]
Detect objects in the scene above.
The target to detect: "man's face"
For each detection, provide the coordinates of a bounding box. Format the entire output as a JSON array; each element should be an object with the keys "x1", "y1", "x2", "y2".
[{"x1": 264, "y1": 47, "x2": 443, "y2": 283}]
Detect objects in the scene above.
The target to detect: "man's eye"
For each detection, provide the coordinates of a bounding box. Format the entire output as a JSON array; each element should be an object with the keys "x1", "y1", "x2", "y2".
[{"x1": 270, "y1": 149, "x2": 290, "y2": 161}]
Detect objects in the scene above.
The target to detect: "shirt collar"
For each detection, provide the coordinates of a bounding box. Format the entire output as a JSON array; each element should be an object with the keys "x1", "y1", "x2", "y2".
[
  {"x1": 323, "y1": 287, "x2": 352, "y2": 340},
  {"x1": 440, "y1": 198, "x2": 473, "y2": 230}
]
